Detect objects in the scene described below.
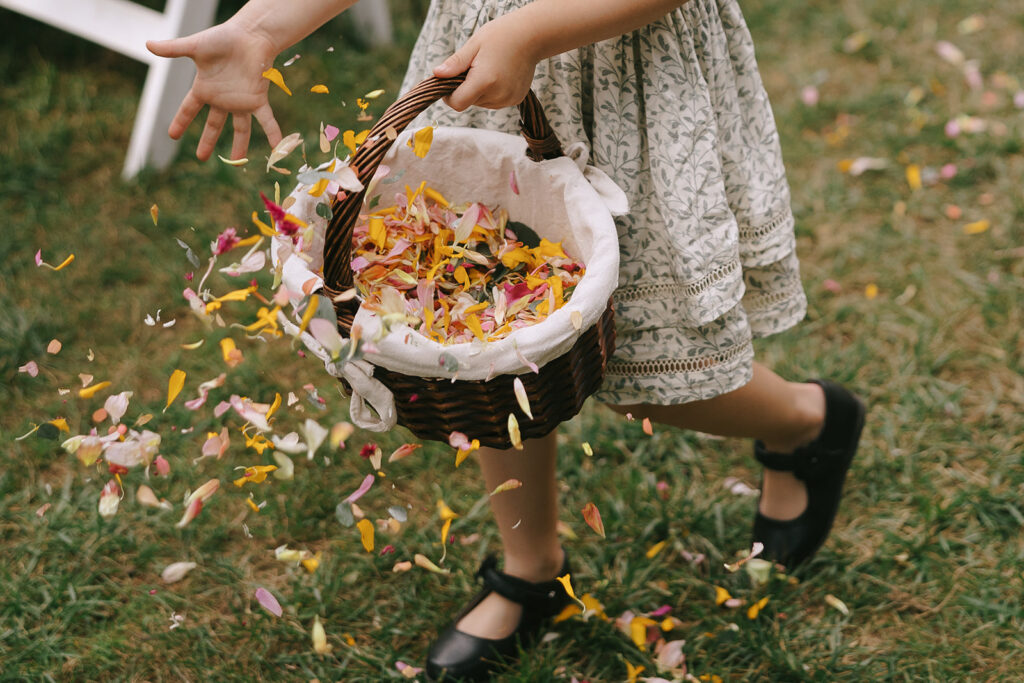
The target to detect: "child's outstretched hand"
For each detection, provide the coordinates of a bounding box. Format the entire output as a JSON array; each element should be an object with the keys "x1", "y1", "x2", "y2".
[
  {"x1": 432, "y1": 14, "x2": 540, "y2": 112},
  {"x1": 147, "y1": 22, "x2": 283, "y2": 161}
]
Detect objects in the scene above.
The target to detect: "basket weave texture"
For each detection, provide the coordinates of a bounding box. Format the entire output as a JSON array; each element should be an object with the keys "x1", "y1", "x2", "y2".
[{"x1": 321, "y1": 75, "x2": 616, "y2": 448}]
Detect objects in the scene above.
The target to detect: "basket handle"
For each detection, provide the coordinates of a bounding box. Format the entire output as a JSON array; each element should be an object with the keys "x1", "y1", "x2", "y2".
[{"x1": 321, "y1": 74, "x2": 564, "y2": 331}]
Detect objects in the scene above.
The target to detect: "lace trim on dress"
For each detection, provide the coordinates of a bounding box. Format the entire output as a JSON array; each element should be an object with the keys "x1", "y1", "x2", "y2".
[
  {"x1": 737, "y1": 209, "x2": 793, "y2": 242},
  {"x1": 605, "y1": 338, "x2": 752, "y2": 376},
  {"x1": 742, "y1": 278, "x2": 804, "y2": 312},
  {"x1": 615, "y1": 259, "x2": 740, "y2": 303}
]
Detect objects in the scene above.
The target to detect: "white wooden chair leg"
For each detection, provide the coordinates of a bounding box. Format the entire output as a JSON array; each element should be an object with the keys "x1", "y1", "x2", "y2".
[{"x1": 123, "y1": 0, "x2": 218, "y2": 178}]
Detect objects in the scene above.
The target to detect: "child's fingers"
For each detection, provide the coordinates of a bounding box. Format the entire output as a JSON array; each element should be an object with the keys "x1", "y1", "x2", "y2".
[
  {"x1": 433, "y1": 41, "x2": 478, "y2": 78},
  {"x1": 146, "y1": 36, "x2": 198, "y2": 60},
  {"x1": 168, "y1": 91, "x2": 203, "y2": 140},
  {"x1": 230, "y1": 113, "x2": 252, "y2": 161},
  {"x1": 254, "y1": 103, "x2": 283, "y2": 149},
  {"x1": 196, "y1": 107, "x2": 227, "y2": 161}
]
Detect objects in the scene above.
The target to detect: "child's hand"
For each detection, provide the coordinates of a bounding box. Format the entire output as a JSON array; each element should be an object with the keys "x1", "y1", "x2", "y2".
[
  {"x1": 432, "y1": 13, "x2": 540, "y2": 112},
  {"x1": 147, "y1": 22, "x2": 283, "y2": 161}
]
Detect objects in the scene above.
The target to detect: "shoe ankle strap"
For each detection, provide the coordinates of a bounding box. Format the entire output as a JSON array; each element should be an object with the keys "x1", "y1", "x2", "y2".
[{"x1": 476, "y1": 555, "x2": 572, "y2": 616}]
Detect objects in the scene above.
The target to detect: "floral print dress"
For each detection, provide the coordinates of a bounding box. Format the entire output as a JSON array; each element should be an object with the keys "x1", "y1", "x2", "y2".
[{"x1": 400, "y1": 0, "x2": 807, "y2": 405}]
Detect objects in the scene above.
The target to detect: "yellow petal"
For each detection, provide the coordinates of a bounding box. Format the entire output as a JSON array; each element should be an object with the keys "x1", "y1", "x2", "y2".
[
  {"x1": 356, "y1": 518, "x2": 374, "y2": 552},
  {"x1": 963, "y1": 219, "x2": 990, "y2": 234},
  {"x1": 308, "y1": 177, "x2": 330, "y2": 197},
  {"x1": 217, "y1": 155, "x2": 249, "y2": 166},
  {"x1": 363, "y1": 89, "x2": 385, "y2": 99},
  {"x1": 630, "y1": 618, "x2": 649, "y2": 649},
  {"x1": 266, "y1": 392, "x2": 282, "y2": 420},
  {"x1": 714, "y1": 585, "x2": 732, "y2": 606},
  {"x1": 625, "y1": 661, "x2": 645, "y2": 683},
  {"x1": 437, "y1": 499, "x2": 459, "y2": 521},
  {"x1": 49, "y1": 418, "x2": 70, "y2": 432},
  {"x1": 865, "y1": 283, "x2": 879, "y2": 299},
  {"x1": 164, "y1": 369, "x2": 186, "y2": 411},
  {"x1": 298, "y1": 294, "x2": 320, "y2": 335},
  {"x1": 369, "y1": 216, "x2": 387, "y2": 250},
  {"x1": 906, "y1": 164, "x2": 922, "y2": 191},
  {"x1": 78, "y1": 381, "x2": 112, "y2": 400},
  {"x1": 556, "y1": 574, "x2": 577, "y2": 602},
  {"x1": 262, "y1": 67, "x2": 292, "y2": 95},
  {"x1": 150, "y1": 204, "x2": 159, "y2": 225},
  {"x1": 411, "y1": 126, "x2": 433, "y2": 158},
  {"x1": 310, "y1": 84, "x2": 329, "y2": 94},
  {"x1": 645, "y1": 540, "x2": 667, "y2": 559},
  {"x1": 581, "y1": 442, "x2": 593, "y2": 456},
  {"x1": 747, "y1": 596, "x2": 770, "y2": 619},
  {"x1": 52, "y1": 254, "x2": 75, "y2": 271}
]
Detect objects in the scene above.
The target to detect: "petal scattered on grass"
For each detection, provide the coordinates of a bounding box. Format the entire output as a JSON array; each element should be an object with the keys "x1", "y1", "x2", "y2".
[
  {"x1": 356, "y1": 518, "x2": 374, "y2": 551},
  {"x1": 414, "y1": 553, "x2": 449, "y2": 574},
  {"x1": 963, "y1": 219, "x2": 990, "y2": 234},
  {"x1": 312, "y1": 615, "x2": 332, "y2": 654},
  {"x1": 825, "y1": 593, "x2": 850, "y2": 615},
  {"x1": 746, "y1": 596, "x2": 770, "y2": 619},
  {"x1": 161, "y1": 562, "x2": 198, "y2": 584},
  {"x1": 344, "y1": 474, "x2": 374, "y2": 504},
  {"x1": 254, "y1": 587, "x2": 283, "y2": 616}
]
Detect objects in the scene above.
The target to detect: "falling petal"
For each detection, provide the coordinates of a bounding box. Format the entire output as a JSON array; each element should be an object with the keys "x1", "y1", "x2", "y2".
[
  {"x1": 489, "y1": 478, "x2": 523, "y2": 496},
  {"x1": 217, "y1": 155, "x2": 249, "y2": 166},
  {"x1": 963, "y1": 219, "x2": 990, "y2": 235},
  {"x1": 746, "y1": 596, "x2": 770, "y2": 619},
  {"x1": 364, "y1": 89, "x2": 385, "y2": 99},
  {"x1": 387, "y1": 443, "x2": 421, "y2": 462},
  {"x1": 570, "y1": 310, "x2": 582, "y2": 330},
  {"x1": 414, "y1": 553, "x2": 449, "y2": 574},
  {"x1": 512, "y1": 377, "x2": 533, "y2": 419},
  {"x1": 645, "y1": 540, "x2": 666, "y2": 559},
  {"x1": 582, "y1": 502, "x2": 605, "y2": 538},
  {"x1": 509, "y1": 170, "x2": 519, "y2": 194},
  {"x1": 261, "y1": 68, "x2": 292, "y2": 95},
  {"x1": 344, "y1": 474, "x2": 375, "y2": 504},
  {"x1": 581, "y1": 442, "x2": 593, "y2": 456},
  {"x1": 266, "y1": 132, "x2": 303, "y2": 172},
  {"x1": 254, "y1": 587, "x2": 283, "y2": 617},
  {"x1": 905, "y1": 164, "x2": 922, "y2": 191},
  {"x1": 865, "y1": 283, "x2": 879, "y2": 299},
  {"x1": 642, "y1": 418, "x2": 653, "y2": 436},
  {"x1": 47, "y1": 339, "x2": 62, "y2": 354},
  {"x1": 79, "y1": 381, "x2": 112, "y2": 399},
  {"x1": 508, "y1": 413, "x2": 522, "y2": 450},
  {"x1": 310, "y1": 84, "x2": 329, "y2": 94},
  {"x1": 150, "y1": 204, "x2": 159, "y2": 225},
  {"x1": 164, "y1": 369, "x2": 186, "y2": 411}
]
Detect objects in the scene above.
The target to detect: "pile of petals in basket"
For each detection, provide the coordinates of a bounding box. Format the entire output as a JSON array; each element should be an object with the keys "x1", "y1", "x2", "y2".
[{"x1": 351, "y1": 182, "x2": 585, "y2": 344}]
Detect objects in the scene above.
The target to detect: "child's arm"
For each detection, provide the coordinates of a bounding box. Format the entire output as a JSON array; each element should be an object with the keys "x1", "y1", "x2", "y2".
[
  {"x1": 147, "y1": 0, "x2": 356, "y2": 161},
  {"x1": 433, "y1": 0, "x2": 689, "y2": 111}
]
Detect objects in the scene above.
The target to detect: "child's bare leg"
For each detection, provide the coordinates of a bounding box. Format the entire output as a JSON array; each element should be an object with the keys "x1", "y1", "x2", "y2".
[
  {"x1": 607, "y1": 362, "x2": 826, "y2": 520},
  {"x1": 455, "y1": 431, "x2": 564, "y2": 639}
]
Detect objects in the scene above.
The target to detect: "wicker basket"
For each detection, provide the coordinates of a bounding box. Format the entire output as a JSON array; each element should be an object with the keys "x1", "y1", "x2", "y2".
[{"x1": 320, "y1": 75, "x2": 615, "y2": 449}]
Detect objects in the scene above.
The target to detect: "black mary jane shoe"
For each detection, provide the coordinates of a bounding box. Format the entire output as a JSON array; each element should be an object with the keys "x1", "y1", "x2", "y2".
[
  {"x1": 425, "y1": 553, "x2": 572, "y2": 682},
  {"x1": 752, "y1": 379, "x2": 866, "y2": 570}
]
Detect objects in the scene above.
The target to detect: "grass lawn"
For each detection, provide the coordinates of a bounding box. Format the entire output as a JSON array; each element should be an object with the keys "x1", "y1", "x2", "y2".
[{"x1": 1, "y1": 0, "x2": 1022, "y2": 680}]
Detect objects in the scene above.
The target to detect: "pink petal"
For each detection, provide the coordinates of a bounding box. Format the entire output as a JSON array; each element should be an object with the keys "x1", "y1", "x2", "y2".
[
  {"x1": 324, "y1": 124, "x2": 340, "y2": 142},
  {"x1": 254, "y1": 587, "x2": 283, "y2": 617},
  {"x1": 35, "y1": 249, "x2": 43, "y2": 266},
  {"x1": 509, "y1": 171, "x2": 519, "y2": 195},
  {"x1": 344, "y1": 474, "x2": 375, "y2": 504},
  {"x1": 18, "y1": 361, "x2": 39, "y2": 377}
]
